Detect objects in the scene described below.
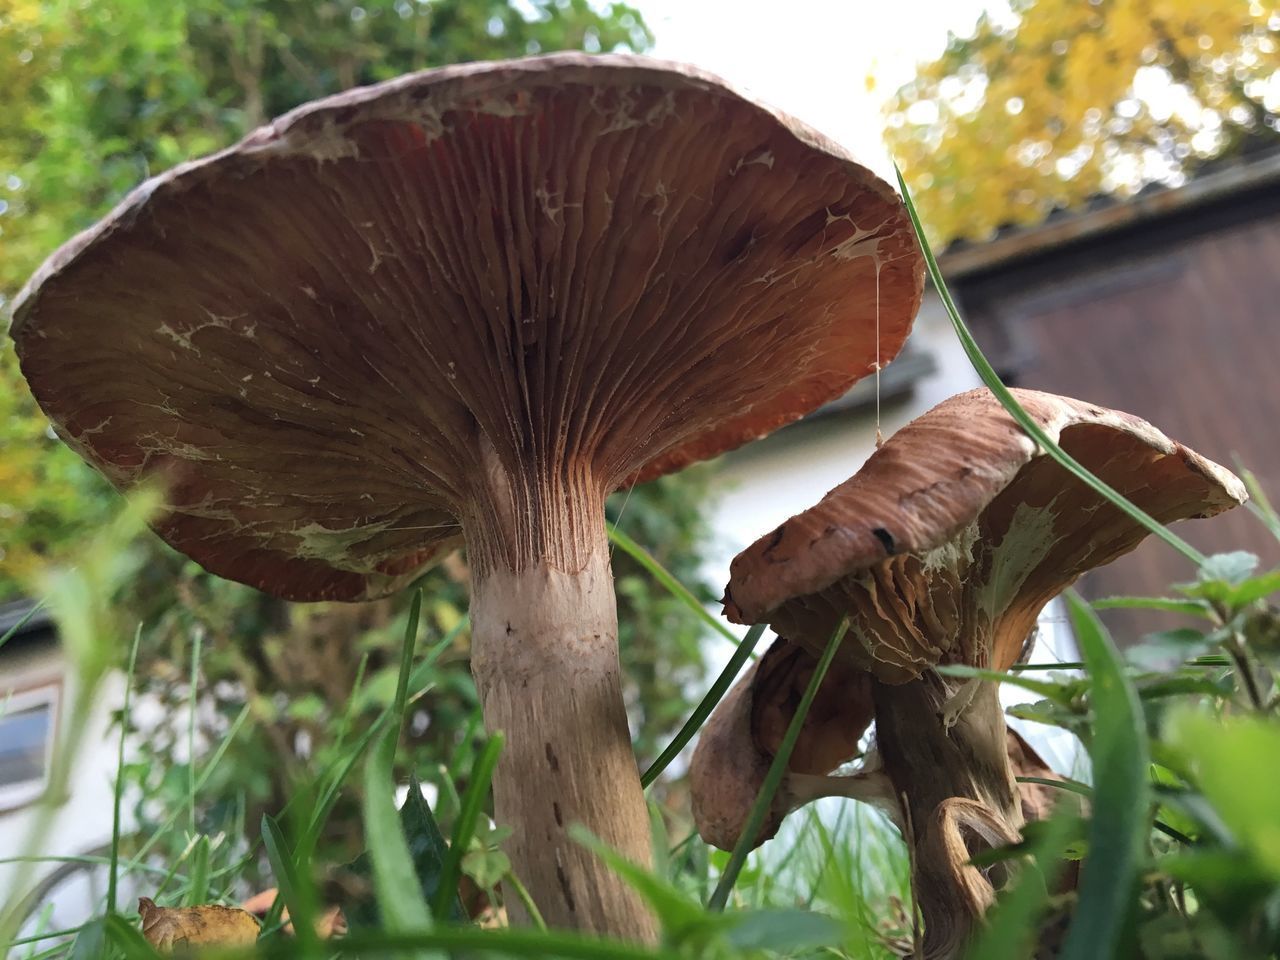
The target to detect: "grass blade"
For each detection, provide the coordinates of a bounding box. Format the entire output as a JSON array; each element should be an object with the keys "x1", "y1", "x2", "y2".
[
  {"x1": 893, "y1": 165, "x2": 1205, "y2": 567},
  {"x1": 0, "y1": 600, "x2": 44, "y2": 653},
  {"x1": 641, "y1": 623, "x2": 766, "y2": 787},
  {"x1": 184, "y1": 836, "x2": 211, "y2": 907},
  {"x1": 108, "y1": 625, "x2": 142, "y2": 915},
  {"x1": 395, "y1": 591, "x2": 423, "y2": 720},
  {"x1": 707, "y1": 619, "x2": 849, "y2": 912},
  {"x1": 433, "y1": 733, "x2": 504, "y2": 918},
  {"x1": 260, "y1": 814, "x2": 320, "y2": 953},
  {"x1": 187, "y1": 627, "x2": 203, "y2": 837},
  {"x1": 1059, "y1": 592, "x2": 1150, "y2": 960},
  {"x1": 363, "y1": 735, "x2": 435, "y2": 933},
  {"x1": 361, "y1": 587, "x2": 436, "y2": 941},
  {"x1": 102, "y1": 913, "x2": 160, "y2": 958}
]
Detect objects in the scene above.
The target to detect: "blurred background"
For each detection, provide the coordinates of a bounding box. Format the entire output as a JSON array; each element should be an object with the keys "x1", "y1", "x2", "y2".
[{"x1": 1, "y1": 0, "x2": 1277, "y2": 944}]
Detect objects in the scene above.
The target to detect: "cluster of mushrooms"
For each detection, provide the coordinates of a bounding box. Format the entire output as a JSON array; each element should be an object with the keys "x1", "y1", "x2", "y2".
[{"x1": 10, "y1": 54, "x2": 1245, "y2": 956}]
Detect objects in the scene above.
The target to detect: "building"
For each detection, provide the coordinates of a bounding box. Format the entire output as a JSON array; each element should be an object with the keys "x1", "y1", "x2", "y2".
[{"x1": 0, "y1": 600, "x2": 132, "y2": 940}]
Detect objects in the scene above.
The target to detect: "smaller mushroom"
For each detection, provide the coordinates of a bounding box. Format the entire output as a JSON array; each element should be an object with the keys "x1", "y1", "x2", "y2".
[
  {"x1": 690, "y1": 636, "x2": 897, "y2": 851},
  {"x1": 718, "y1": 387, "x2": 1245, "y2": 960},
  {"x1": 690, "y1": 646, "x2": 1068, "y2": 851}
]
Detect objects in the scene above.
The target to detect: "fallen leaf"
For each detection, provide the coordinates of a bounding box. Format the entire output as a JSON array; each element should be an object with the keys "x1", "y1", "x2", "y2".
[{"x1": 138, "y1": 896, "x2": 260, "y2": 953}]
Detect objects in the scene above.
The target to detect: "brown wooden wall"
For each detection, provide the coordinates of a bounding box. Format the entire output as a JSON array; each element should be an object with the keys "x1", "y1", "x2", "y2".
[{"x1": 955, "y1": 194, "x2": 1280, "y2": 641}]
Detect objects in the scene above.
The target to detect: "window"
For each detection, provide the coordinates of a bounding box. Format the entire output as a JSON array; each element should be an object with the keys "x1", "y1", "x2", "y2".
[{"x1": 0, "y1": 682, "x2": 59, "y2": 812}]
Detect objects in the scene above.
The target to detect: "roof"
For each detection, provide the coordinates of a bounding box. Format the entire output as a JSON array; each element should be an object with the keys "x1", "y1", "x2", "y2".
[
  {"x1": 0, "y1": 600, "x2": 53, "y2": 639},
  {"x1": 936, "y1": 142, "x2": 1280, "y2": 281},
  {"x1": 0, "y1": 600, "x2": 56, "y2": 657}
]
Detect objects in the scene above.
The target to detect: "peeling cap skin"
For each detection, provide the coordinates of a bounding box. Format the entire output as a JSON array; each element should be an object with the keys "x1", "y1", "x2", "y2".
[
  {"x1": 723, "y1": 387, "x2": 1247, "y2": 682},
  {"x1": 10, "y1": 53, "x2": 923, "y2": 602}
]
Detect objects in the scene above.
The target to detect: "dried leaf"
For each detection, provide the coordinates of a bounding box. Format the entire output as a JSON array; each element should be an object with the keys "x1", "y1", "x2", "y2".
[{"x1": 137, "y1": 896, "x2": 260, "y2": 953}]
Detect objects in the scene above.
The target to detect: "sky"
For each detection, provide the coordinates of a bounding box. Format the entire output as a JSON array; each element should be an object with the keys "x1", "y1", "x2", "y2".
[{"x1": 636, "y1": 0, "x2": 1007, "y2": 178}]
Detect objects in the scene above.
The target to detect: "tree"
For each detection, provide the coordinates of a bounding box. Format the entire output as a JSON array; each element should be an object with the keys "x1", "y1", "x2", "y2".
[
  {"x1": 0, "y1": 0, "x2": 649, "y2": 592},
  {"x1": 884, "y1": 0, "x2": 1280, "y2": 246},
  {"x1": 2, "y1": 0, "x2": 714, "y2": 876}
]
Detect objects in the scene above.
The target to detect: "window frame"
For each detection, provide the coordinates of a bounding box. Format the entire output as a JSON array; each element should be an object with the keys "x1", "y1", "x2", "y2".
[{"x1": 0, "y1": 676, "x2": 62, "y2": 813}]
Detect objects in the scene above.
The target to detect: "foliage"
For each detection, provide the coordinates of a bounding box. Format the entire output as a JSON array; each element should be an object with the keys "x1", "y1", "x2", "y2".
[
  {"x1": 0, "y1": 0, "x2": 651, "y2": 592},
  {"x1": 884, "y1": 0, "x2": 1280, "y2": 245},
  {"x1": 1, "y1": 0, "x2": 717, "y2": 881}
]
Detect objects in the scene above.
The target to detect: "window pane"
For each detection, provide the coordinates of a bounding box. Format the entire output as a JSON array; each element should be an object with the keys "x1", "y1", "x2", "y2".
[{"x1": 0, "y1": 705, "x2": 51, "y2": 787}]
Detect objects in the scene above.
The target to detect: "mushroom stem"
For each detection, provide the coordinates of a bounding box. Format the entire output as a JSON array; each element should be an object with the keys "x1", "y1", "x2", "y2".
[
  {"x1": 470, "y1": 531, "x2": 656, "y2": 942},
  {"x1": 871, "y1": 672, "x2": 1021, "y2": 960}
]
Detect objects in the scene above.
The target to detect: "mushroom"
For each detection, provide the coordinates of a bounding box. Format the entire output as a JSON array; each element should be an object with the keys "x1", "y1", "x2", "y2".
[
  {"x1": 9, "y1": 55, "x2": 925, "y2": 939},
  {"x1": 721, "y1": 387, "x2": 1245, "y2": 958},
  {"x1": 689, "y1": 636, "x2": 897, "y2": 851},
  {"x1": 689, "y1": 644, "x2": 1060, "y2": 848}
]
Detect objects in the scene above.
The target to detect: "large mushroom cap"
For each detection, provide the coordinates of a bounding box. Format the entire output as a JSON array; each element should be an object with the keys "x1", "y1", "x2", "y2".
[
  {"x1": 11, "y1": 53, "x2": 923, "y2": 601},
  {"x1": 724, "y1": 388, "x2": 1246, "y2": 679}
]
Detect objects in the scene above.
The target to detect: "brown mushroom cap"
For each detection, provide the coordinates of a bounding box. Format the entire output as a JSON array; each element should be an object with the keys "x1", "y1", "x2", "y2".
[
  {"x1": 724, "y1": 387, "x2": 1246, "y2": 681},
  {"x1": 11, "y1": 53, "x2": 922, "y2": 601}
]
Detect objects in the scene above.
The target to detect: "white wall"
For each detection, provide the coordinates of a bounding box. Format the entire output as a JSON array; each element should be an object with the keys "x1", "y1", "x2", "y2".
[
  {"x1": 702, "y1": 288, "x2": 982, "y2": 590},
  {"x1": 0, "y1": 647, "x2": 132, "y2": 945}
]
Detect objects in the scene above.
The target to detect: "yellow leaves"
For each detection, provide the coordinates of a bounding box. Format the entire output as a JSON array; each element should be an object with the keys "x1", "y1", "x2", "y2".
[
  {"x1": 137, "y1": 897, "x2": 260, "y2": 953},
  {"x1": 883, "y1": 0, "x2": 1278, "y2": 247}
]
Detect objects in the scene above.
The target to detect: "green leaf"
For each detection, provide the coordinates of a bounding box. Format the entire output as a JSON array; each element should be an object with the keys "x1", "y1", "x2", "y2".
[
  {"x1": 723, "y1": 908, "x2": 843, "y2": 950},
  {"x1": 1005, "y1": 699, "x2": 1090, "y2": 739},
  {"x1": 462, "y1": 847, "x2": 511, "y2": 890},
  {"x1": 1092, "y1": 595, "x2": 1214, "y2": 617},
  {"x1": 1223, "y1": 571, "x2": 1280, "y2": 607},
  {"x1": 102, "y1": 913, "x2": 161, "y2": 959},
  {"x1": 1200, "y1": 552, "x2": 1260, "y2": 586},
  {"x1": 569, "y1": 825, "x2": 710, "y2": 940},
  {"x1": 1058, "y1": 593, "x2": 1150, "y2": 960},
  {"x1": 1166, "y1": 710, "x2": 1280, "y2": 877},
  {"x1": 1125, "y1": 629, "x2": 1215, "y2": 671},
  {"x1": 341, "y1": 779, "x2": 466, "y2": 930},
  {"x1": 402, "y1": 779, "x2": 467, "y2": 923},
  {"x1": 435, "y1": 733, "x2": 504, "y2": 918},
  {"x1": 358, "y1": 589, "x2": 437, "y2": 943},
  {"x1": 69, "y1": 919, "x2": 106, "y2": 960},
  {"x1": 936, "y1": 663, "x2": 1084, "y2": 703},
  {"x1": 362, "y1": 737, "x2": 436, "y2": 935}
]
